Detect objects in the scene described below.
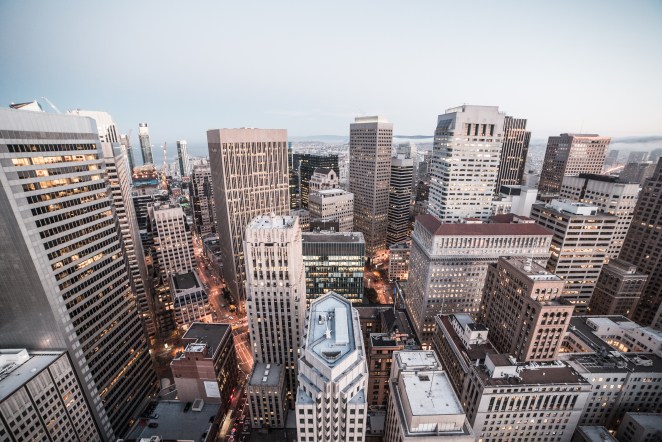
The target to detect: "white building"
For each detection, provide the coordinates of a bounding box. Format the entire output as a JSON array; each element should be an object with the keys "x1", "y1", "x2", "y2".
[
  {"x1": 405, "y1": 214, "x2": 553, "y2": 347},
  {"x1": 151, "y1": 203, "x2": 195, "y2": 277},
  {"x1": 245, "y1": 215, "x2": 306, "y2": 408},
  {"x1": 491, "y1": 185, "x2": 539, "y2": 217},
  {"x1": 388, "y1": 240, "x2": 411, "y2": 281},
  {"x1": 309, "y1": 167, "x2": 339, "y2": 193},
  {"x1": 296, "y1": 291, "x2": 368, "y2": 442},
  {"x1": 429, "y1": 105, "x2": 505, "y2": 222},
  {"x1": 384, "y1": 351, "x2": 474, "y2": 442},
  {"x1": 308, "y1": 188, "x2": 354, "y2": 232}
]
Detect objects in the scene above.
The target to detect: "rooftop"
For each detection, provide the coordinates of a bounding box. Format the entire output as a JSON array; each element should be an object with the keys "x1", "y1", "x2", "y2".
[
  {"x1": 622, "y1": 413, "x2": 662, "y2": 431},
  {"x1": 179, "y1": 323, "x2": 231, "y2": 360},
  {"x1": 308, "y1": 293, "x2": 355, "y2": 365},
  {"x1": 0, "y1": 350, "x2": 64, "y2": 402},
  {"x1": 126, "y1": 400, "x2": 219, "y2": 441},
  {"x1": 401, "y1": 370, "x2": 462, "y2": 416},
  {"x1": 575, "y1": 426, "x2": 618, "y2": 442},
  {"x1": 172, "y1": 271, "x2": 201, "y2": 291},
  {"x1": 313, "y1": 188, "x2": 352, "y2": 197},
  {"x1": 302, "y1": 231, "x2": 364, "y2": 244},
  {"x1": 249, "y1": 363, "x2": 283, "y2": 387},
  {"x1": 502, "y1": 256, "x2": 563, "y2": 282},
  {"x1": 370, "y1": 333, "x2": 399, "y2": 349},
  {"x1": 313, "y1": 167, "x2": 333, "y2": 175},
  {"x1": 247, "y1": 214, "x2": 295, "y2": 230},
  {"x1": 395, "y1": 351, "x2": 441, "y2": 371},
  {"x1": 353, "y1": 115, "x2": 390, "y2": 124},
  {"x1": 416, "y1": 214, "x2": 552, "y2": 237}
]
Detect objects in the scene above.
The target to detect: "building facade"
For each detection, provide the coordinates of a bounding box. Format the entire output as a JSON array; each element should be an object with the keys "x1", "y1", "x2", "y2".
[
  {"x1": 388, "y1": 240, "x2": 411, "y2": 281},
  {"x1": 170, "y1": 271, "x2": 211, "y2": 326},
  {"x1": 208, "y1": 128, "x2": 290, "y2": 303},
  {"x1": 588, "y1": 259, "x2": 648, "y2": 317},
  {"x1": 138, "y1": 122, "x2": 153, "y2": 164},
  {"x1": 531, "y1": 200, "x2": 618, "y2": 312},
  {"x1": 387, "y1": 155, "x2": 414, "y2": 246},
  {"x1": 296, "y1": 292, "x2": 369, "y2": 442},
  {"x1": 538, "y1": 134, "x2": 611, "y2": 196},
  {"x1": 176, "y1": 139, "x2": 190, "y2": 177},
  {"x1": 308, "y1": 188, "x2": 354, "y2": 232},
  {"x1": 495, "y1": 116, "x2": 531, "y2": 191},
  {"x1": 152, "y1": 203, "x2": 195, "y2": 278},
  {"x1": 0, "y1": 108, "x2": 157, "y2": 440},
  {"x1": 295, "y1": 154, "x2": 340, "y2": 209},
  {"x1": 405, "y1": 214, "x2": 553, "y2": 347},
  {"x1": 308, "y1": 167, "x2": 339, "y2": 193},
  {"x1": 349, "y1": 116, "x2": 392, "y2": 258},
  {"x1": 191, "y1": 164, "x2": 216, "y2": 236},
  {"x1": 247, "y1": 363, "x2": 287, "y2": 429},
  {"x1": 428, "y1": 105, "x2": 505, "y2": 222}
]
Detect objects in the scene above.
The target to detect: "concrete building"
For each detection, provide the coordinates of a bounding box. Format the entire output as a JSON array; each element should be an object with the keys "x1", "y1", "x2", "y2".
[
  {"x1": 247, "y1": 363, "x2": 287, "y2": 429},
  {"x1": 616, "y1": 412, "x2": 662, "y2": 442},
  {"x1": 308, "y1": 188, "x2": 354, "y2": 232},
  {"x1": 367, "y1": 333, "x2": 406, "y2": 410},
  {"x1": 309, "y1": 167, "x2": 339, "y2": 193},
  {"x1": 295, "y1": 154, "x2": 339, "y2": 209},
  {"x1": 405, "y1": 214, "x2": 553, "y2": 347},
  {"x1": 495, "y1": 116, "x2": 531, "y2": 191},
  {"x1": 245, "y1": 215, "x2": 305, "y2": 409},
  {"x1": 383, "y1": 351, "x2": 474, "y2": 442},
  {"x1": 559, "y1": 316, "x2": 662, "y2": 430},
  {"x1": 387, "y1": 155, "x2": 414, "y2": 246},
  {"x1": 0, "y1": 349, "x2": 100, "y2": 441},
  {"x1": 177, "y1": 139, "x2": 190, "y2": 177},
  {"x1": 620, "y1": 161, "x2": 656, "y2": 185},
  {"x1": 588, "y1": 259, "x2": 648, "y2": 317},
  {"x1": 170, "y1": 323, "x2": 238, "y2": 410},
  {"x1": 152, "y1": 203, "x2": 195, "y2": 278},
  {"x1": 0, "y1": 108, "x2": 157, "y2": 440},
  {"x1": 191, "y1": 164, "x2": 216, "y2": 236},
  {"x1": 491, "y1": 185, "x2": 538, "y2": 217},
  {"x1": 138, "y1": 122, "x2": 153, "y2": 164},
  {"x1": 349, "y1": 116, "x2": 393, "y2": 258},
  {"x1": 480, "y1": 257, "x2": 573, "y2": 363},
  {"x1": 302, "y1": 231, "x2": 365, "y2": 304},
  {"x1": 388, "y1": 240, "x2": 411, "y2": 282},
  {"x1": 572, "y1": 426, "x2": 618, "y2": 442},
  {"x1": 170, "y1": 271, "x2": 211, "y2": 326},
  {"x1": 619, "y1": 160, "x2": 662, "y2": 327},
  {"x1": 538, "y1": 134, "x2": 611, "y2": 197},
  {"x1": 433, "y1": 314, "x2": 592, "y2": 442},
  {"x1": 531, "y1": 200, "x2": 618, "y2": 312},
  {"x1": 560, "y1": 174, "x2": 639, "y2": 260},
  {"x1": 208, "y1": 128, "x2": 290, "y2": 304},
  {"x1": 296, "y1": 292, "x2": 369, "y2": 442},
  {"x1": 291, "y1": 208, "x2": 310, "y2": 232},
  {"x1": 429, "y1": 105, "x2": 506, "y2": 222}
]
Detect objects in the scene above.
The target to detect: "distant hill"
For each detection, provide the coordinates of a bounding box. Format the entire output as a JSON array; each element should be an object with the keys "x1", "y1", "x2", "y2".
[{"x1": 289, "y1": 135, "x2": 348, "y2": 143}]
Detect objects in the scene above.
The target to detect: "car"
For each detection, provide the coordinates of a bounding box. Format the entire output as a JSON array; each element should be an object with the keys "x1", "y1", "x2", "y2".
[{"x1": 148, "y1": 423, "x2": 159, "y2": 428}]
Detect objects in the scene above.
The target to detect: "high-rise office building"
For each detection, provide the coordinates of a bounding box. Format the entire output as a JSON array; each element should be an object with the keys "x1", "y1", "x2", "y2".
[
  {"x1": 309, "y1": 167, "x2": 339, "y2": 193},
  {"x1": 428, "y1": 105, "x2": 505, "y2": 222},
  {"x1": 119, "y1": 132, "x2": 136, "y2": 171},
  {"x1": 620, "y1": 161, "x2": 656, "y2": 185},
  {"x1": 405, "y1": 214, "x2": 553, "y2": 347},
  {"x1": 295, "y1": 153, "x2": 339, "y2": 209},
  {"x1": 138, "y1": 122, "x2": 153, "y2": 164},
  {"x1": 349, "y1": 116, "x2": 393, "y2": 257},
  {"x1": 395, "y1": 142, "x2": 418, "y2": 191},
  {"x1": 479, "y1": 257, "x2": 573, "y2": 362},
  {"x1": 383, "y1": 351, "x2": 474, "y2": 442},
  {"x1": 531, "y1": 199, "x2": 618, "y2": 312},
  {"x1": 176, "y1": 139, "x2": 190, "y2": 177},
  {"x1": 0, "y1": 349, "x2": 101, "y2": 441},
  {"x1": 302, "y1": 231, "x2": 365, "y2": 304},
  {"x1": 191, "y1": 164, "x2": 216, "y2": 236},
  {"x1": 245, "y1": 215, "x2": 305, "y2": 408},
  {"x1": 151, "y1": 203, "x2": 195, "y2": 277},
  {"x1": 388, "y1": 240, "x2": 410, "y2": 281},
  {"x1": 538, "y1": 133, "x2": 611, "y2": 196},
  {"x1": 560, "y1": 174, "x2": 639, "y2": 260},
  {"x1": 387, "y1": 155, "x2": 414, "y2": 246},
  {"x1": 308, "y1": 188, "x2": 354, "y2": 232},
  {"x1": 288, "y1": 143, "x2": 298, "y2": 209},
  {"x1": 617, "y1": 413, "x2": 662, "y2": 442},
  {"x1": 296, "y1": 292, "x2": 368, "y2": 442},
  {"x1": 0, "y1": 108, "x2": 157, "y2": 440},
  {"x1": 208, "y1": 128, "x2": 290, "y2": 303},
  {"x1": 619, "y1": 160, "x2": 662, "y2": 327},
  {"x1": 587, "y1": 258, "x2": 648, "y2": 316},
  {"x1": 495, "y1": 116, "x2": 531, "y2": 191}
]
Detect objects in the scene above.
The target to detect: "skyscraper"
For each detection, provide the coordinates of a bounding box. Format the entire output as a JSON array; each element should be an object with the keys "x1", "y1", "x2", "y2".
[
  {"x1": 152, "y1": 203, "x2": 195, "y2": 277},
  {"x1": 295, "y1": 153, "x2": 339, "y2": 209},
  {"x1": 428, "y1": 105, "x2": 505, "y2": 222},
  {"x1": 479, "y1": 257, "x2": 573, "y2": 363},
  {"x1": 560, "y1": 174, "x2": 639, "y2": 260},
  {"x1": 387, "y1": 154, "x2": 414, "y2": 246},
  {"x1": 138, "y1": 122, "x2": 153, "y2": 164},
  {"x1": 208, "y1": 128, "x2": 290, "y2": 303},
  {"x1": 0, "y1": 108, "x2": 157, "y2": 440},
  {"x1": 308, "y1": 188, "x2": 354, "y2": 232},
  {"x1": 531, "y1": 199, "x2": 618, "y2": 312},
  {"x1": 538, "y1": 133, "x2": 611, "y2": 196},
  {"x1": 588, "y1": 258, "x2": 648, "y2": 316},
  {"x1": 176, "y1": 139, "x2": 190, "y2": 177},
  {"x1": 349, "y1": 116, "x2": 392, "y2": 257},
  {"x1": 296, "y1": 291, "x2": 368, "y2": 442},
  {"x1": 191, "y1": 164, "x2": 216, "y2": 236},
  {"x1": 245, "y1": 215, "x2": 305, "y2": 407},
  {"x1": 495, "y1": 115, "x2": 531, "y2": 191},
  {"x1": 619, "y1": 159, "x2": 662, "y2": 327}
]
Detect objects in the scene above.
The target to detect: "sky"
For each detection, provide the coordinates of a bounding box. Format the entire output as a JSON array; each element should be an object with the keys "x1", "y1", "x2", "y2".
[{"x1": 1, "y1": 0, "x2": 661, "y2": 152}]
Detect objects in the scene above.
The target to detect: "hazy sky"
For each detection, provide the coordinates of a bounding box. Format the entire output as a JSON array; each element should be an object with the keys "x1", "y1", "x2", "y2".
[{"x1": 1, "y1": 0, "x2": 661, "y2": 148}]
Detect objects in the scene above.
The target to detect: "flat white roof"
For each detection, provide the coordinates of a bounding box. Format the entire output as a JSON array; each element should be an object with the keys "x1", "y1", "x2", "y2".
[
  {"x1": 402, "y1": 371, "x2": 463, "y2": 415},
  {"x1": 308, "y1": 293, "x2": 355, "y2": 365}
]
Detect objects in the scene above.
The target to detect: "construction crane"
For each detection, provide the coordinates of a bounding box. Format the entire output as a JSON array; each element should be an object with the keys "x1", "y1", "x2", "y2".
[
  {"x1": 40, "y1": 97, "x2": 62, "y2": 114},
  {"x1": 162, "y1": 142, "x2": 168, "y2": 189}
]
